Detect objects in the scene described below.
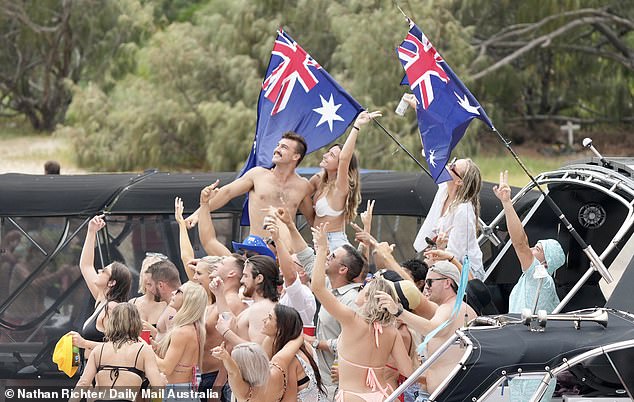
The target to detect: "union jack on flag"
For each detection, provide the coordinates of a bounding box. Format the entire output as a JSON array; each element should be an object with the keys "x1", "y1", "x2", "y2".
[
  {"x1": 397, "y1": 22, "x2": 494, "y2": 184},
  {"x1": 238, "y1": 29, "x2": 363, "y2": 225},
  {"x1": 262, "y1": 33, "x2": 321, "y2": 115},
  {"x1": 397, "y1": 30, "x2": 448, "y2": 109}
]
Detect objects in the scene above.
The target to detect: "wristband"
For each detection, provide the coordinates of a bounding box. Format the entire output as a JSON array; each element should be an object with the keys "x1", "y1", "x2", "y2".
[
  {"x1": 353, "y1": 125, "x2": 360, "y2": 131},
  {"x1": 395, "y1": 305, "x2": 404, "y2": 317},
  {"x1": 450, "y1": 255, "x2": 455, "y2": 263},
  {"x1": 222, "y1": 328, "x2": 231, "y2": 338},
  {"x1": 312, "y1": 339, "x2": 320, "y2": 350}
]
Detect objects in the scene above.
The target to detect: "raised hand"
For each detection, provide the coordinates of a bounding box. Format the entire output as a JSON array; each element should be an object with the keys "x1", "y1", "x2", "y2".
[
  {"x1": 374, "y1": 241, "x2": 395, "y2": 258},
  {"x1": 354, "y1": 110, "x2": 382, "y2": 128},
  {"x1": 87, "y1": 215, "x2": 106, "y2": 234},
  {"x1": 493, "y1": 170, "x2": 512, "y2": 203},
  {"x1": 175, "y1": 197, "x2": 185, "y2": 225},
  {"x1": 200, "y1": 179, "x2": 220, "y2": 206},
  {"x1": 310, "y1": 222, "x2": 329, "y2": 251},
  {"x1": 274, "y1": 207, "x2": 292, "y2": 226},
  {"x1": 266, "y1": 220, "x2": 280, "y2": 242},
  {"x1": 360, "y1": 199, "x2": 375, "y2": 230},
  {"x1": 210, "y1": 341, "x2": 230, "y2": 361},
  {"x1": 350, "y1": 222, "x2": 376, "y2": 248},
  {"x1": 215, "y1": 312, "x2": 235, "y2": 336},
  {"x1": 435, "y1": 230, "x2": 450, "y2": 250},
  {"x1": 375, "y1": 291, "x2": 399, "y2": 315},
  {"x1": 402, "y1": 93, "x2": 417, "y2": 109},
  {"x1": 424, "y1": 249, "x2": 455, "y2": 264},
  {"x1": 208, "y1": 276, "x2": 225, "y2": 295}
]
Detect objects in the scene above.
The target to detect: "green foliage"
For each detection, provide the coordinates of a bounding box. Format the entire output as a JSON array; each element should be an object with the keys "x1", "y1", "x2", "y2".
[
  {"x1": 50, "y1": 0, "x2": 632, "y2": 173},
  {"x1": 455, "y1": 0, "x2": 634, "y2": 141}
]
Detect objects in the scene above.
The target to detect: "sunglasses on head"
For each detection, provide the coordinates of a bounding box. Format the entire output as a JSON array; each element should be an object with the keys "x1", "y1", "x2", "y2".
[
  {"x1": 360, "y1": 269, "x2": 388, "y2": 290},
  {"x1": 146, "y1": 252, "x2": 168, "y2": 260}
]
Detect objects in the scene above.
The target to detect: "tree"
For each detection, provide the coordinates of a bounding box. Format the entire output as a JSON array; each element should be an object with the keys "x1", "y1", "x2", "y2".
[
  {"x1": 455, "y1": 0, "x2": 634, "y2": 134},
  {"x1": 0, "y1": 0, "x2": 154, "y2": 131}
]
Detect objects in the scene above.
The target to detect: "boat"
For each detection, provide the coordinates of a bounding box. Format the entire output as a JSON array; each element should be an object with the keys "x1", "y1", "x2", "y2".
[
  {"x1": 387, "y1": 149, "x2": 634, "y2": 401},
  {"x1": 0, "y1": 144, "x2": 633, "y2": 400}
]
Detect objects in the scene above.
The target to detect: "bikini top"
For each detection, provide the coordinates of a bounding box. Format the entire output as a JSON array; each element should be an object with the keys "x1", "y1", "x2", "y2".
[
  {"x1": 314, "y1": 196, "x2": 344, "y2": 218},
  {"x1": 96, "y1": 344, "x2": 145, "y2": 388},
  {"x1": 82, "y1": 303, "x2": 107, "y2": 342}
]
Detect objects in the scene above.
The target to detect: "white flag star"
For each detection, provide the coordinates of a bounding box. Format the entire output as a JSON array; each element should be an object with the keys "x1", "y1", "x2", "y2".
[
  {"x1": 428, "y1": 149, "x2": 438, "y2": 168},
  {"x1": 313, "y1": 94, "x2": 344, "y2": 132},
  {"x1": 455, "y1": 92, "x2": 480, "y2": 115}
]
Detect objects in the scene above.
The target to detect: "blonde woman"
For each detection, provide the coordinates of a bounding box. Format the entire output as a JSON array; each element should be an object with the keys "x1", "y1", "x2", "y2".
[
  {"x1": 311, "y1": 223, "x2": 413, "y2": 401},
  {"x1": 70, "y1": 303, "x2": 165, "y2": 402},
  {"x1": 310, "y1": 110, "x2": 381, "y2": 252},
  {"x1": 155, "y1": 281, "x2": 207, "y2": 401},
  {"x1": 211, "y1": 336, "x2": 305, "y2": 402},
  {"x1": 413, "y1": 157, "x2": 485, "y2": 280}
]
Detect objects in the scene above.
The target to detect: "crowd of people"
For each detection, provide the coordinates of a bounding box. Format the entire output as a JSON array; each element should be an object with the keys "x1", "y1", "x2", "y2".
[{"x1": 65, "y1": 110, "x2": 566, "y2": 402}]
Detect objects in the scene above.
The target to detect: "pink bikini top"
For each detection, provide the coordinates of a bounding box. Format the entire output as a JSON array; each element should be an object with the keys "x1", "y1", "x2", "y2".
[{"x1": 337, "y1": 322, "x2": 393, "y2": 396}]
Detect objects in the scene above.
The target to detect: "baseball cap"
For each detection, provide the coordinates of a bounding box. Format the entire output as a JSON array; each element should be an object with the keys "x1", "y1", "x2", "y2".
[
  {"x1": 428, "y1": 260, "x2": 461, "y2": 285},
  {"x1": 232, "y1": 234, "x2": 276, "y2": 259},
  {"x1": 52, "y1": 333, "x2": 78, "y2": 377}
]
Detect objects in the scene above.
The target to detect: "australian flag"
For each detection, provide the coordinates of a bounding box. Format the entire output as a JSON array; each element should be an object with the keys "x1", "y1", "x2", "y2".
[
  {"x1": 397, "y1": 22, "x2": 493, "y2": 183},
  {"x1": 239, "y1": 29, "x2": 363, "y2": 225}
]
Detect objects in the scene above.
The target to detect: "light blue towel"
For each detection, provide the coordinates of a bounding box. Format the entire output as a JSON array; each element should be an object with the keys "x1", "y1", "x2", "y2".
[{"x1": 508, "y1": 239, "x2": 565, "y2": 314}]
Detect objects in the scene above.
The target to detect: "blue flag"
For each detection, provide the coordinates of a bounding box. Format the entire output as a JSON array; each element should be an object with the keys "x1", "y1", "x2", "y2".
[
  {"x1": 397, "y1": 22, "x2": 493, "y2": 183},
  {"x1": 239, "y1": 29, "x2": 363, "y2": 225}
]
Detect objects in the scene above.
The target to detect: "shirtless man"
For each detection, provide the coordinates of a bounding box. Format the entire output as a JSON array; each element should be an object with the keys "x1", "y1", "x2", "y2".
[
  {"x1": 197, "y1": 255, "x2": 247, "y2": 401},
  {"x1": 186, "y1": 132, "x2": 314, "y2": 238},
  {"x1": 216, "y1": 255, "x2": 281, "y2": 345},
  {"x1": 377, "y1": 261, "x2": 477, "y2": 394}
]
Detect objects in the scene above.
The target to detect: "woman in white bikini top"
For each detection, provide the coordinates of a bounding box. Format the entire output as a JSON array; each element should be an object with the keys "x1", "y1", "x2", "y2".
[{"x1": 310, "y1": 110, "x2": 382, "y2": 252}]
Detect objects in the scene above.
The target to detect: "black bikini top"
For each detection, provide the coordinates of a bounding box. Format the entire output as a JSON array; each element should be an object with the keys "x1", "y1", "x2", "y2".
[{"x1": 96, "y1": 344, "x2": 145, "y2": 388}]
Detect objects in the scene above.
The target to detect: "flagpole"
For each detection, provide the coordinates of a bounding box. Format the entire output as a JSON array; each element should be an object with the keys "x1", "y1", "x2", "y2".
[
  {"x1": 370, "y1": 118, "x2": 431, "y2": 176},
  {"x1": 491, "y1": 127, "x2": 613, "y2": 283}
]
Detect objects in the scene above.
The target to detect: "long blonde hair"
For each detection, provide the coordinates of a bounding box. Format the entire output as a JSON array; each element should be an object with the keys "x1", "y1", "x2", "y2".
[
  {"x1": 157, "y1": 282, "x2": 207, "y2": 368},
  {"x1": 319, "y1": 144, "x2": 361, "y2": 222},
  {"x1": 360, "y1": 277, "x2": 398, "y2": 326},
  {"x1": 449, "y1": 158, "x2": 481, "y2": 231}
]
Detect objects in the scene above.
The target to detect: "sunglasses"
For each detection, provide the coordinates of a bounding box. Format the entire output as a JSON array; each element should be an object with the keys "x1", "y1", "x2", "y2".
[
  {"x1": 425, "y1": 236, "x2": 437, "y2": 250},
  {"x1": 448, "y1": 157, "x2": 462, "y2": 180},
  {"x1": 424, "y1": 277, "x2": 448, "y2": 288},
  {"x1": 360, "y1": 269, "x2": 388, "y2": 290},
  {"x1": 146, "y1": 252, "x2": 168, "y2": 260}
]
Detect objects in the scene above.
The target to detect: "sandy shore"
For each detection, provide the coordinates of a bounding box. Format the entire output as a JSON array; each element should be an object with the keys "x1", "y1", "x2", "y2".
[{"x1": 0, "y1": 136, "x2": 86, "y2": 174}]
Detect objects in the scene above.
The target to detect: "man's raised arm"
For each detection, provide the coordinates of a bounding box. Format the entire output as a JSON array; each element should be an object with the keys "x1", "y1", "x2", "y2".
[{"x1": 185, "y1": 171, "x2": 257, "y2": 228}]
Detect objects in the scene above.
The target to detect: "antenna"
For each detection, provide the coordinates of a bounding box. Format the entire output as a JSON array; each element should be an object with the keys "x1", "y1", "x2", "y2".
[{"x1": 583, "y1": 137, "x2": 611, "y2": 168}]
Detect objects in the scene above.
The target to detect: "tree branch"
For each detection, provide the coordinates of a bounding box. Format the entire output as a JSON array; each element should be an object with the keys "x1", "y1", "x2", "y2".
[
  {"x1": 591, "y1": 21, "x2": 632, "y2": 59},
  {"x1": 471, "y1": 15, "x2": 629, "y2": 80}
]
